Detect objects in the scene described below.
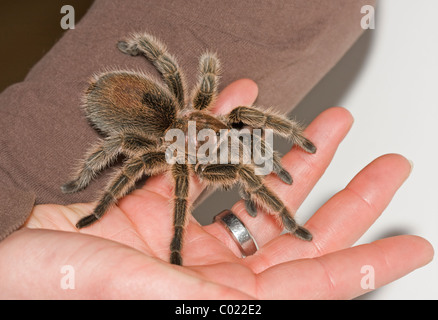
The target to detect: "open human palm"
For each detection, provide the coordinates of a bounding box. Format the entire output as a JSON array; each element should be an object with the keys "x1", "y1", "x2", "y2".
[{"x1": 0, "y1": 79, "x2": 432, "y2": 299}]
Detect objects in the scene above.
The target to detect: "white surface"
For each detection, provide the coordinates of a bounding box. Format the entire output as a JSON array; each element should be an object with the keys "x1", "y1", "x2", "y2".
[{"x1": 292, "y1": 0, "x2": 438, "y2": 299}]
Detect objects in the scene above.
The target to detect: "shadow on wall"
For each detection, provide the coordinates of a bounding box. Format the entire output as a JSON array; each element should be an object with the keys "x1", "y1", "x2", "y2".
[
  {"x1": 291, "y1": 29, "x2": 375, "y2": 125},
  {"x1": 193, "y1": 28, "x2": 376, "y2": 226}
]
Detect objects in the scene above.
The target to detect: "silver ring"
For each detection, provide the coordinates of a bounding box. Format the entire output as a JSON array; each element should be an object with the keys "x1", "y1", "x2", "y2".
[{"x1": 214, "y1": 210, "x2": 259, "y2": 257}]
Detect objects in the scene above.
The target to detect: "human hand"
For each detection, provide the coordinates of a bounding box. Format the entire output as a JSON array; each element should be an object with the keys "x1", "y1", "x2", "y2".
[{"x1": 0, "y1": 79, "x2": 433, "y2": 299}]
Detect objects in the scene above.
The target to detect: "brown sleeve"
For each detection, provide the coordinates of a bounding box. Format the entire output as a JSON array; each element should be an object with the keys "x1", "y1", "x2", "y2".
[{"x1": 0, "y1": 0, "x2": 374, "y2": 240}]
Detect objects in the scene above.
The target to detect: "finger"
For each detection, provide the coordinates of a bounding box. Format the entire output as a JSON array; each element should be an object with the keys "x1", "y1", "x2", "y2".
[
  {"x1": 308, "y1": 154, "x2": 412, "y2": 252},
  {"x1": 136, "y1": 78, "x2": 259, "y2": 203},
  {"x1": 256, "y1": 235, "x2": 434, "y2": 299},
  {"x1": 205, "y1": 107, "x2": 354, "y2": 254},
  {"x1": 253, "y1": 154, "x2": 413, "y2": 271},
  {"x1": 210, "y1": 78, "x2": 259, "y2": 115}
]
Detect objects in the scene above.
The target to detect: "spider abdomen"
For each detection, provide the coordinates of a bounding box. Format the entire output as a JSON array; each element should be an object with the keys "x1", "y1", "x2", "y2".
[{"x1": 83, "y1": 71, "x2": 177, "y2": 135}]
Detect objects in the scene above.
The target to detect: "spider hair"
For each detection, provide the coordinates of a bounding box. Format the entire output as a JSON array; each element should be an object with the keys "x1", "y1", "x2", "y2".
[{"x1": 62, "y1": 32, "x2": 316, "y2": 266}]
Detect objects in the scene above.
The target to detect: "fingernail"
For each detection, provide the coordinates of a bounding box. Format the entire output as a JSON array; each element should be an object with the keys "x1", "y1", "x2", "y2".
[{"x1": 408, "y1": 159, "x2": 414, "y2": 173}]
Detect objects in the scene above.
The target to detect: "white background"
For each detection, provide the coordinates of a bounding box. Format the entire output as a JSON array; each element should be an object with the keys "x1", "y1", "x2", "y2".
[
  {"x1": 292, "y1": 0, "x2": 438, "y2": 300},
  {"x1": 194, "y1": 0, "x2": 438, "y2": 299}
]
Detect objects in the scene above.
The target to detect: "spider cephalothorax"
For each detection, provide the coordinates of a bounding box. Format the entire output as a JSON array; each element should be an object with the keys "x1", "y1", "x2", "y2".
[{"x1": 62, "y1": 33, "x2": 316, "y2": 266}]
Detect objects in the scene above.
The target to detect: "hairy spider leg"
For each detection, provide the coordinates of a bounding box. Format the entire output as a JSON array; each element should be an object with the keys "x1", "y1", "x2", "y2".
[
  {"x1": 76, "y1": 151, "x2": 168, "y2": 228},
  {"x1": 170, "y1": 163, "x2": 191, "y2": 266},
  {"x1": 192, "y1": 53, "x2": 221, "y2": 110},
  {"x1": 62, "y1": 133, "x2": 156, "y2": 194},
  {"x1": 240, "y1": 133, "x2": 293, "y2": 216},
  {"x1": 227, "y1": 106, "x2": 317, "y2": 154},
  {"x1": 117, "y1": 33, "x2": 186, "y2": 109},
  {"x1": 197, "y1": 163, "x2": 312, "y2": 241}
]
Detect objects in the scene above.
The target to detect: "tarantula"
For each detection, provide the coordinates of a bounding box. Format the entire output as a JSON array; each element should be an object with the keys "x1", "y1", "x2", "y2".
[{"x1": 61, "y1": 33, "x2": 316, "y2": 266}]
